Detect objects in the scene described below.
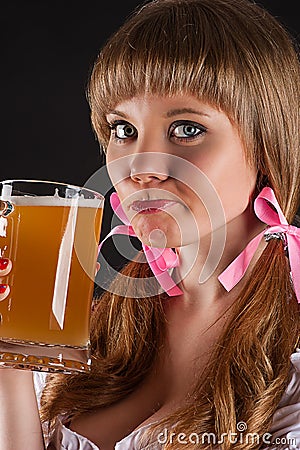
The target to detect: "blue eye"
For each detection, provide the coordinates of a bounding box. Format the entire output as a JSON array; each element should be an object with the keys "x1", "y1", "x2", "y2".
[
  {"x1": 110, "y1": 121, "x2": 137, "y2": 139},
  {"x1": 170, "y1": 121, "x2": 207, "y2": 140}
]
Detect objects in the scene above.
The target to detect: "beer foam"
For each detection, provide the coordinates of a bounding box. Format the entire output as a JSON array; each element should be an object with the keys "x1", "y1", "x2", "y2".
[{"x1": 0, "y1": 195, "x2": 103, "y2": 208}]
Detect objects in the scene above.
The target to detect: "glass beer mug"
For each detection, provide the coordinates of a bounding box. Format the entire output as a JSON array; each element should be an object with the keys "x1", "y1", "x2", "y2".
[{"x1": 0, "y1": 180, "x2": 104, "y2": 373}]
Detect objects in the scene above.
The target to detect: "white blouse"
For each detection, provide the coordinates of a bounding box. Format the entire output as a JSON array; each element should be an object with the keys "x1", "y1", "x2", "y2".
[{"x1": 34, "y1": 350, "x2": 300, "y2": 450}]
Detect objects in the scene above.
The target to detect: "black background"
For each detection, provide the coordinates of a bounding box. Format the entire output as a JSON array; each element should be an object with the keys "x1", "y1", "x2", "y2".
[
  {"x1": 1, "y1": 1, "x2": 299, "y2": 272},
  {"x1": 1, "y1": 1, "x2": 299, "y2": 186}
]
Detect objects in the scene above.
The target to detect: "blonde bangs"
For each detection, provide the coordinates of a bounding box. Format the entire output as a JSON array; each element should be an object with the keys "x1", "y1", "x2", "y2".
[{"x1": 88, "y1": 0, "x2": 255, "y2": 148}]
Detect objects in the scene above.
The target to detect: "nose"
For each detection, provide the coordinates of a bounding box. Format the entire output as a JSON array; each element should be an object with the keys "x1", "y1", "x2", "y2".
[{"x1": 130, "y1": 152, "x2": 170, "y2": 184}]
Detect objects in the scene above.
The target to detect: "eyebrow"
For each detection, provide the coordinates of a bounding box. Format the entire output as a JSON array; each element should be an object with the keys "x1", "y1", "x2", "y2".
[
  {"x1": 165, "y1": 108, "x2": 210, "y2": 118},
  {"x1": 107, "y1": 110, "x2": 127, "y2": 118}
]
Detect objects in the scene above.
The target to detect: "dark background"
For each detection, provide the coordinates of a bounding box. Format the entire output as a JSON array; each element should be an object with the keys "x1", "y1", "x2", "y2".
[
  {"x1": 1, "y1": 1, "x2": 299, "y2": 187},
  {"x1": 1, "y1": 2, "x2": 299, "y2": 282}
]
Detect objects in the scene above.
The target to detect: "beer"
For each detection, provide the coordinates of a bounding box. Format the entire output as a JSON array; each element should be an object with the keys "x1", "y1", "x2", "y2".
[{"x1": 0, "y1": 194, "x2": 103, "y2": 355}]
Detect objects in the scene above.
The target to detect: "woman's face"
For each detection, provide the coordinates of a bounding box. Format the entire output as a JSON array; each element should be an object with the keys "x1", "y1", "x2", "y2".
[{"x1": 105, "y1": 95, "x2": 257, "y2": 248}]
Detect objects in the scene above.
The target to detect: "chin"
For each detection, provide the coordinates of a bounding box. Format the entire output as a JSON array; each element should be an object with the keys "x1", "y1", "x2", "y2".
[
  {"x1": 132, "y1": 217, "x2": 177, "y2": 248},
  {"x1": 133, "y1": 219, "x2": 199, "y2": 248}
]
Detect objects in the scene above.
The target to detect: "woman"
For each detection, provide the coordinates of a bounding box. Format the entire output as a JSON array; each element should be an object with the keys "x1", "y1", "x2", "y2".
[{"x1": 0, "y1": 0, "x2": 299, "y2": 448}]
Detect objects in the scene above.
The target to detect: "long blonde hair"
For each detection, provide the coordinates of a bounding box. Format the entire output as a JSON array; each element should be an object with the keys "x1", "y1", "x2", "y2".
[{"x1": 41, "y1": 0, "x2": 300, "y2": 448}]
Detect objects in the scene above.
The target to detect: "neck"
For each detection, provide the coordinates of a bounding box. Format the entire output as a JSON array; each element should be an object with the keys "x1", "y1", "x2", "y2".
[{"x1": 173, "y1": 205, "x2": 266, "y2": 306}]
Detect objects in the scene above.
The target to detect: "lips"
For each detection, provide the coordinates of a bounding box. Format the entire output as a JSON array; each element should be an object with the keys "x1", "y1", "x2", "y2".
[{"x1": 130, "y1": 199, "x2": 178, "y2": 213}]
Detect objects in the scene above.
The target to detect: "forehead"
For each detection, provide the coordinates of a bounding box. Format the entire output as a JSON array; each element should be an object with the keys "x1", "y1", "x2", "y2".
[{"x1": 106, "y1": 94, "x2": 223, "y2": 118}]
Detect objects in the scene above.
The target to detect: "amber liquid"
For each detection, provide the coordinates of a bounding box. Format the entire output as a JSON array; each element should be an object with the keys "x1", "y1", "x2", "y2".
[{"x1": 0, "y1": 202, "x2": 102, "y2": 347}]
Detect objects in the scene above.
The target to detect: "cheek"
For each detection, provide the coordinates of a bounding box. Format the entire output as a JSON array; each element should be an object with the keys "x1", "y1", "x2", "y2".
[
  {"x1": 209, "y1": 158, "x2": 257, "y2": 222},
  {"x1": 106, "y1": 151, "x2": 131, "y2": 188},
  {"x1": 186, "y1": 143, "x2": 257, "y2": 225}
]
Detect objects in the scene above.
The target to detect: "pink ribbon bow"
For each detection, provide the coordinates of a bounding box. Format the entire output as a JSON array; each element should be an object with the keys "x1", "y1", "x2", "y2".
[
  {"x1": 218, "y1": 186, "x2": 300, "y2": 303},
  {"x1": 99, "y1": 187, "x2": 300, "y2": 301},
  {"x1": 98, "y1": 192, "x2": 183, "y2": 296}
]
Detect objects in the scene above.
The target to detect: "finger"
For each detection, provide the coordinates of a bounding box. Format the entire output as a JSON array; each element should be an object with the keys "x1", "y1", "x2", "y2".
[
  {"x1": 0, "y1": 284, "x2": 10, "y2": 302},
  {"x1": 0, "y1": 258, "x2": 12, "y2": 277}
]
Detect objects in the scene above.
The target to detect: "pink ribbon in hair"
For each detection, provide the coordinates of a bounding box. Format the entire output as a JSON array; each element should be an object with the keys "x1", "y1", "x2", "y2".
[
  {"x1": 99, "y1": 187, "x2": 300, "y2": 301},
  {"x1": 98, "y1": 192, "x2": 183, "y2": 296},
  {"x1": 218, "y1": 186, "x2": 300, "y2": 303}
]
